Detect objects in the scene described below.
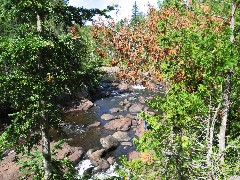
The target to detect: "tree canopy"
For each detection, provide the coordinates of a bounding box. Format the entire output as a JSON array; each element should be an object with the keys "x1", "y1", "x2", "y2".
[{"x1": 0, "y1": 0, "x2": 113, "y2": 179}]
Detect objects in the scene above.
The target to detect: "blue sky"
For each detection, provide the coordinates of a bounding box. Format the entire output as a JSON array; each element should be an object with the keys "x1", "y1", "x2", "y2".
[{"x1": 68, "y1": 0, "x2": 159, "y2": 22}]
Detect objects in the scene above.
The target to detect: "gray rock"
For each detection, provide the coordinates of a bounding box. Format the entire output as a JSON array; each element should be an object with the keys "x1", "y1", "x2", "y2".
[
  {"x1": 119, "y1": 99, "x2": 130, "y2": 106},
  {"x1": 117, "y1": 83, "x2": 131, "y2": 91},
  {"x1": 129, "y1": 103, "x2": 144, "y2": 113},
  {"x1": 89, "y1": 149, "x2": 105, "y2": 165},
  {"x1": 138, "y1": 96, "x2": 146, "y2": 103},
  {"x1": 143, "y1": 106, "x2": 149, "y2": 112},
  {"x1": 85, "y1": 148, "x2": 97, "y2": 158},
  {"x1": 128, "y1": 96, "x2": 136, "y2": 101},
  {"x1": 104, "y1": 117, "x2": 132, "y2": 131},
  {"x1": 145, "y1": 111, "x2": 156, "y2": 116},
  {"x1": 96, "y1": 159, "x2": 110, "y2": 172},
  {"x1": 68, "y1": 148, "x2": 85, "y2": 165},
  {"x1": 123, "y1": 103, "x2": 132, "y2": 111},
  {"x1": 76, "y1": 99, "x2": 93, "y2": 111},
  {"x1": 74, "y1": 84, "x2": 89, "y2": 99},
  {"x1": 121, "y1": 142, "x2": 132, "y2": 146},
  {"x1": 107, "y1": 157, "x2": 115, "y2": 165},
  {"x1": 112, "y1": 131, "x2": 130, "y2": 141},
  {"x1": 101, "y1": 114, "x2": 115, "y2": 121},
  {"x1": 55, "y1": 143, "x2": 84, "y2": 165},
  {"x1": 109, "y1": 108, "x2": 122, "y2": 113},
  {"x1": 100, "y1": 135, "x2": 119, "y2": 151},
  {"x1": 131, "y1": 119, "x2": 138, "y2": 127},
  {"x1": 88, "y1": 122, "x2": 101, "y2": 128}
]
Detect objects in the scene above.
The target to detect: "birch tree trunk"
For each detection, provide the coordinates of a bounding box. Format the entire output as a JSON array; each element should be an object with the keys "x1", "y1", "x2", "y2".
[
  {"x1": 37, "y1": 13, "x2": 52, "y2": 180},
  {"x1": 219, "y1": 72, "x2": 230, "y2": 164},
  {"x1": 41, "y1": 107, "x2": 52, "y2": 180},
  {"x1": 218, "y1": 0, "x2": 236, "y2": 165},
  {"x1": 207, "y1": 98, "x2": 221, "y2": 177}
]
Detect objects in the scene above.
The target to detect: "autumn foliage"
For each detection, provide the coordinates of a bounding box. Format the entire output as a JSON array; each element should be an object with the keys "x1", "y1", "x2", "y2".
[{"x1": 92, "y1": 4, "x2": 229, "y2": 91}]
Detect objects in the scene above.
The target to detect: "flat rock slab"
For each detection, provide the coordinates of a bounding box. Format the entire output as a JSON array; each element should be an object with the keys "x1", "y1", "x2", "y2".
[
  {"x1": 128, "y1": 103, "x2": 144, "y2": 113},
  {"x1": 109, "y1": 108, "x2": 122, "y2": 113},
  {"x1": 121, "y1": 142, "x2": 132, "y2": 146},
  {"x1": 76, "y1": 99, "x2": 93, "y2": 111},
  {"x1": 88, "y1": 122, "x2": 101, "y2": 128},
  {"x1": 101, "y1": 114, "x2": 115, "y2": 121},
  {"x1": 104, "y1": 117, "x2": 132, "y2": 131},
  {"x1": 55, "y1": 142, "x2": 85, "y2": 165}
]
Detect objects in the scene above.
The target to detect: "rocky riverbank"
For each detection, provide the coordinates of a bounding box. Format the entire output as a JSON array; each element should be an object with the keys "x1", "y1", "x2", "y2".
[{"x1": 0, "y1": 67, "x2": 164, "y2": 179}]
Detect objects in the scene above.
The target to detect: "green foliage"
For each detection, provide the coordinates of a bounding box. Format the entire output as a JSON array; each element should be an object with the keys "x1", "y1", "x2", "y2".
[
  {"x1": 119, "y1": 1, "x2": 240, "y2": 179},
  {"x1": 17, "y1": 141, "x2": 77, "y2": 180},
  {"x1": 0, "y1": 0, "x2": 112, "y2": 178}
]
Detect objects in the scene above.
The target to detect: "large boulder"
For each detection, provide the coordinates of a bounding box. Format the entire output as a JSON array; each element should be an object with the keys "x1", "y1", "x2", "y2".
[
  {"x1": 68, "y1": 149, "x2": 85, "y2": 165},
  {"x1": 112, "y1": 131, "x2": 130, "y2": 142},
  {"x1": 55, "y1": 142, "x2": 84, "y2": 165},
  {"x1": 128, "y1": 103, "x2": 144, "y2": 113},
  {"x1": 75, "y1": 99, "x2": 93, "y2": 111},
  {"x1": 107, "y1": 157, "x2": 115, "y2": 165},
  {"x1": 100, "y1": 135, "x2": 119, "y2": 151},
  {"x1": 104, "y1": 116, "x2": 132, "y2": 131},
  {"x1": 95, "y1": 159, "x2": 110, "y2": 172},
  {"x1": 117, "y1": 82, "x2": 132, "y2": 91},
  {"x1": 74, "y1": 84, "x2": 89, "y2": 99},
  {"x1": 88, "y1": 149, "x2": 106, "y2": 166},
  {"x1": 87, "y1": 149, "x2": 110, "y2": 172}
]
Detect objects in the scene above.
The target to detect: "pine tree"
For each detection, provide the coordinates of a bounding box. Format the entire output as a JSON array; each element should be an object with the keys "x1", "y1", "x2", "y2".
[{"x1": 130, "y1": 1, "x2": 144, "y2": 27}]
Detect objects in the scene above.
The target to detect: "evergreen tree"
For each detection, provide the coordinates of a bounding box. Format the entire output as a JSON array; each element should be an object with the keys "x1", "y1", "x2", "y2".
[{"x1": 130, "y1": 1, "x2": 145, "y2": 27}]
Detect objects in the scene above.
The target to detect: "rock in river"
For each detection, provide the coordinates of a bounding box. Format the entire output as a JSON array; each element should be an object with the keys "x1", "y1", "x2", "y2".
[
  {"x1": 104, "y1": 116, "x2": 132, "y2": 131},
  {"x1": 100, "y1": 135, "x2": 119, "y2": 151},
  {"x1": 101, "y1": 114, "x2": 115, "y2": 121},
  {"x1": 128, "y1": 103, "x2": 144, "y2": 113},
  {"x1": 112, "y1": 131, "x2": 130, "y2": 142}
]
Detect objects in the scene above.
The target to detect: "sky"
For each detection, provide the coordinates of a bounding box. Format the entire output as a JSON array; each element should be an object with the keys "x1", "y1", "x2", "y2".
[{"x1": 68, "y1": 0, "x2": 159, "y2": 22}]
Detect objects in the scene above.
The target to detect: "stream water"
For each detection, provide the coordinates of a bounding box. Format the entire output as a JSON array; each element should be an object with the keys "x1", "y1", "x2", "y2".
[
  {"x1": 53, "y1": 74, "x2": 165, "y2": 178},
  {"x1": 61, "y1": 91, "x2": 147, "y2": 157}
]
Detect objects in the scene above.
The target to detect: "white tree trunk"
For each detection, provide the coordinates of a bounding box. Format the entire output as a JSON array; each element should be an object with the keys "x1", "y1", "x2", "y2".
[
  {"x1": 218, "y1": 0, "x2": 235, "y2": 165},
  {"x1": 230, "y1": 0, "x2": 236, "y2": 43},
  {"x1": 41, "y1": 117, "x2": 52, "y2": 180},
  {"x1": 207, "y1": 98, "x2": 221, "y2": 177},
  {"x1": 219, "y1": 73, "x2": 230, "y2": 164},
  {"x1": 37, "y1": 14, "x2": 52, "y2": 179}
]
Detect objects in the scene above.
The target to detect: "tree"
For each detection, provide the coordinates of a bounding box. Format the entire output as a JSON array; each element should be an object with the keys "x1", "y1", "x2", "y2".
[
  {"x1": 130, "y1": 1, "x2": 145, "y2": 28},
  {"x1": 0, "y1": 0, "x2": 113, "y2": 179},
  {"x1": 218, "y1": 0, "x2": 237, "y2": 165},
  {"x1": 93, "y1": 1, "x2": 239, "y2": 177},
  {"x1": 114, "y1": 0, "x2": 239, "y2": 179}
]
